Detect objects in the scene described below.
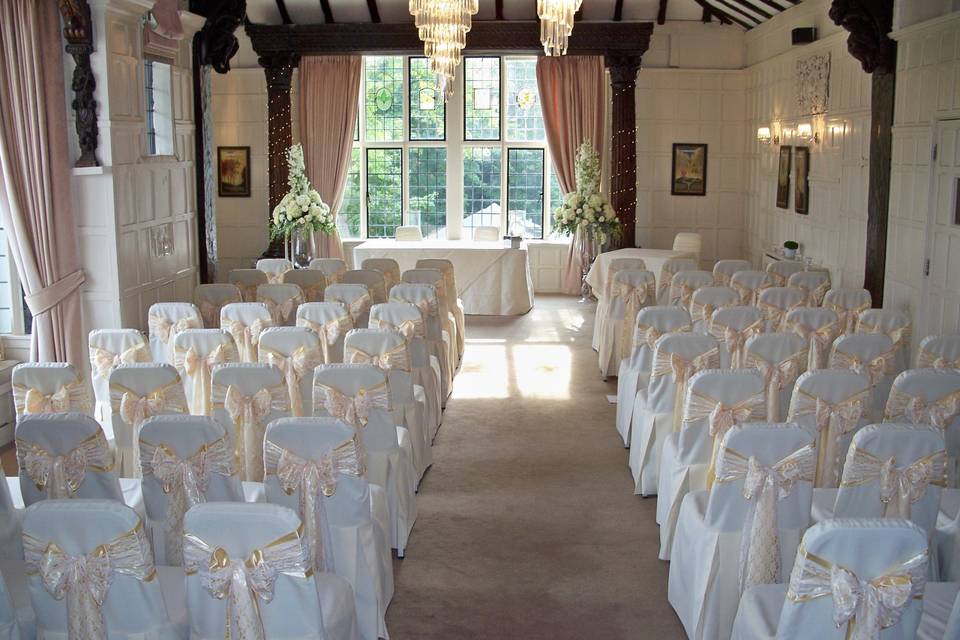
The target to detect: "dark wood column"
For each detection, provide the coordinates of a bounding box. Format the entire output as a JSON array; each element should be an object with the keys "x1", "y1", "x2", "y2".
[
  {"x1": 58, "y1": 0, "x2": 100, "y2": 167},
  {"x1": 262, "y1": 54, "x2": 299, "y2": 213},
  {"x1": 606, "y1": 55, "x2": 641, "y2": 249}
]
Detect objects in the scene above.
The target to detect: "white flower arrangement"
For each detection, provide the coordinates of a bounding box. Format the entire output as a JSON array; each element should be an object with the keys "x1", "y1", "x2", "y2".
[
  {"x1": 552, "y1": 141, "x2": 621, "y2": 245},
  {"x1": 270, "y1": 143, "x2": 335, "y2": 240}
]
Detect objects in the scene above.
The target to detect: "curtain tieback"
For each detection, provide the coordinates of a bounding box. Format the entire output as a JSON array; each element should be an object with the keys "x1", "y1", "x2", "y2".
[{"x1": 24, "y1": 268, "x2": 86, "y2": 316}]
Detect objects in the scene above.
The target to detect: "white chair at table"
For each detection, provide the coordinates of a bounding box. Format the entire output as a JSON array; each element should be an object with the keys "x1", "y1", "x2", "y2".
[
  {"x1": 689, "y1": 285, "x2": 739, "y2": 334},
  {"x1": 765, "y1": 259, "x2": 805, "y2": 287},
  {"x1": 916, "y1": 334, "x2": 960, "y2": 369},
  {"x1": 656, "y1": 369, "x2": 767, "y2": 560},
  {"x1": 370, "y1": 301, "x2": 442, "y2": 439},
  {"x1": 395, "y1": 225, "x2": 423, "y2": 241},
  {"x1": 109, "y1": 363, "x2": 189, "y2": 478},
  {"x1": 668, "y1": 422, "x2": 815, "y2": 640},
  {"x1": 147, "y1": 302, "x2": 202, "y2": 364},
  {"x1": 823, "y1": 287, "x2": 872, "y2": 335},
  {"x1": 22, "y1": 499, "x2": 185, "y2": 639},
  {"x1": 138, "y1": 414, "x2": 243, "y2": 566},
  {"x1": 729, "y1": 270, "x2": 774, "y2": 306},
  {"x1": 343, "y1": 269, "x2": 388, "y2": 305},
  {"x1": 228, "y1": 268, "x2": 269, "y2": 302},
  {"x1": 362, "y1": 258, "x2": 401, "y2": 293},
  {"x1": 345, "y1": 328, "x2": 432, "y2": 481},
  {"x1": 256, "y1": 257, "x2": 294, "y2": 284},
  {"x1": 593, "y1": 257, "x2": 648, "y2": 351},
  {"x1": 264, "y1": 417, "x2": 393, "y2": 640},
  {"x1": 786, "y1": 369, "x2": 872, "y2": 489},
  {"x1": 473, "y1": 225, "x2": 500, "y2": 242},
  {"x1": 598, "y1": 269, "x2": 656, "y2": 380},
  {"x1": 314, "y1": 364, "x2": 417, "y2": 557},
  {"x1": 89, "y1": 329, "x2": 150, "y2": 423},
  {"x1": 708, "y1": 306, "x2": 765, "y2": 369},
  {"x1": 655, "y1": 257, "x2": 698, "y2": 306},
  {"x1": 211, "y1": 362, "x2": 291, "y2": 483},
  {"x1": 257, "y1": 327, "x2": 324, "y2": 417},
  {"x1": 857, "y1": 307, "x2": 913, "y2": 373},
  {"x1": 403, "y1": 267, "x2": 459, "y2": 373},
  {"x1": 194, "y1": 283, "x2": 242, "y2": 328},
  {"x1": 326, "y1": 282, "x2": 373, "y2": 330},
  {"x1": 310, "y1": 257, "x2": 347, "y2": 284},
  {"x1": 298, "y1": 301, "x2": 354, "y2": 364},
  {"x1": 11, "y1": 362, "x2": 92, "y2": 423},
  {"x1": 257, "y1": 283, "x2": 305, "y2": 327},
  {"x1": 183, "y1": 502, "x2": 360, "y2": 640},
  {"x1": 672, "y1": 232, "x2": 702, "y2": 263},
  {"x1": 0, "y1": 471, "x2": 21, "y2": 561},
  {"x1": 743, "y1": 333, "x2": 808, "y2": 422},
  {"x1": 389, "y1": 282, "x2": 452, "y2": 405},
  {"x1": 629, "y1": 333, "x2": 720, "y2": 496},
  {"x1": 828, "y1": 332, "x2": 899, "y2": 421},
  {"x1": 615, "y1": 306, "x2": 692, "y2": 447},
  {"x1": 756, "y1": 287, "x2": 806, "y2": 332},
  {"x1": 172, "y1": 328, "x2": 239, "y2": 415},
  {"x1": 283, "y1": 268, "x2": 327, "y2": 303},
  {"x1": 787, "y1": 269, "x2": 832, "y2": 307},
  {"x1": 731, "y1": 519, "x2": 929, "y2": 640},
  {"x1": 712, "y1": 259, "x2": 751, "y2": 287},
  {"x1": 416, "y1": 258, "x2": 466, "y2": 363},
  {"x1": 220, "y1": 301, "x2": 273, "y2": 363},
  {"x1": 668, "y1": 269, "x2": 713, "y2": 308},
  {"x1": 784, "y1": 307, "x2": 841, "y2": 370}
]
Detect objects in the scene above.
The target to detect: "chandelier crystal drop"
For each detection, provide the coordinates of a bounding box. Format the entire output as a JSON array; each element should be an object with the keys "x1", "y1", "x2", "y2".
[
  {"x1": 537, "y1": 0, "x2": 582, "y2": 56},
  {"x1": 409, "y1": 0, "x2": 479, "y2": 100}
]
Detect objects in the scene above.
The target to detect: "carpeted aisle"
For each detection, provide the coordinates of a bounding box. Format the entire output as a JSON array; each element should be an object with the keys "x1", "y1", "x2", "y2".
[{"x1": 386, "y1": 295, "x2": 685, "y2": 639}]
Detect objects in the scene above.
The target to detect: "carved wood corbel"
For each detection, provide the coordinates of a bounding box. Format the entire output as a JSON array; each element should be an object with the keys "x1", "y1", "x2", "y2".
[{"x1": 58, "y1": 0, "x2": 99, "y2": 168}]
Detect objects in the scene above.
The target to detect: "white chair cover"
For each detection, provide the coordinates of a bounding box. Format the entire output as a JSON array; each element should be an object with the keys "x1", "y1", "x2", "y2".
[
  {"x1": 264, "y1": 418, "x2": 393, "y2": 640},
  {"x1": 297, "y1": 302, "x2": 354, "y2": 364},
  {"x1": 342, "y1": 270, "x2": 387, "y2": 305},
  {"x1": 361, "y1": 259, "x2": 401, "y2": 294},
  {"x1": 283, "y1": 269, "x2": 327, "y2": 303},
  {"x1": 402, "y1": 268, "x2": 459, "y2": 374},
  {"x1": 709, "y1": 306, "x2": 766, "y2": 369},
  {"x1": 731, "y1": 519, "x2": 929, "y2": 640},
  {"x1": 786, "y1": 370, "x2": 873, "y2": 488},
  {"x1": 757, "y1": 287, "x2": 807, "y2": 332},
  {"x1": 765, "y1": 260, "x2": 805, "y2": 287},
  {"x1": 220, "y1": 302, "x2": 273, "y2": 363},
  {"x1": 730, "y1": 270, "x2": 774, "y2": 306},
  {"x1": 857, "y1": 308, "x2": 913, "y2": 374},
  {"x1": 183, "y1": 502, "x2": 360, "y2": 640},
  {"x1": 656, "y1": 370, "x2": 768, "y2": 560},
  {"x1": 172, "y1": 329, "x2": 239, "y2": 415},
  {"x1": 313, "y1": 364, "x2": 417, "y2": 556},
  {"x1": 668, "y1": 423, "x2": 815, "y2": 640},
  {"x1": 597, "y1": 269, "x2": 656, "y2": 379},
  {"x1": 788, "y1": 270, "x2": 832, "y2": 307},
  {"x1": 211, "y1": 363, "x2": 291, "y2": 482},
  {"x1": 784, "y1": 307, "x2": 841, "y2": 370},
  {"x1": 628, "y1": 333, "x2": 720, "y2": 496},
  {"x1": 147, "y1": 303, "x2": 203, "y2": 365},
  {"x1": 915, "y1": 334, "x2": 960, "y2": 370},
  {"x1": 0, "y1": 473, "x2": 21, "y2": 561},
  {"x1": 656, "y1": 258, "x2": 698, "y2": 305},
  {"x1": 139, "y1": 415, "x2": 243, "y2": 566},
  {"x1": 823, "y1": 287, "x2": 872, "y2": 335},
  {"x1": 672, "y1": 232, "x2": 702, "y2": 261},
  {"x1": 0, "y1": 569, "x2": 22, "y2": 640},
  {"x1": 389, "y1": 282, "x2": 452, "y2": 404},
  {"x1": 22, "y1": 499, "x2": 183, "y2": 640},
  {"x1": 12, "y1": 363, "x2": 92, "y2": 422},
  {"x1": 256, "y1": 258, "x2": 294, "y2": 284},
  {"x1": 325, "y1": 283, "x2": 373, "y2": 330},
  {"x1": 257, "y1": 283, "x2": 305, "y2": 327},
  {"x1": 257, "y1": 327, "x2": 324, "y2": 417},
  {"x1": 743, "y1": 333, "x2": 809, "y2": 422},
  {"x1": 615, "y1": 306, "x2": 692, "y2": 447},
  {"x1": 109, "y1": 364, "x2": 189, "y2": 478},
  {"x1": 689, "y1": 286, "x2": 739, "y2": 333},
  {"x1": 917, "y1": 582, "x2": 960, "y2": 640},
  {"x1": 669, "y1": 270, "x2": 714, "y2": 308},
  {"x1": 713, "y1": 260, "x2": 752, "y2": 287},
  {"x1": 88, "y1": 329, "x2": 150, "y2": 423},
  {"x1": 228, "y1": 269, "x2": 269, "y2": 302},
  {"x1": 415, "y1": 258, "x2": 465, "y2": 364},
  {"x1": 472, "y1": 225, "x2": 499, "y2": 242},
  {"x1": 829, "y1": 333, "x2": 900, "y2": 421},
  {"x1": 593, "y1": 257, "x2": 648, "y2": 351},
  {"x1": 194, "y1": 284, "x2": 242, "y2": 328},
  {"x1": 309, "y1": 258, "x2": 347, "y2": 285},
  {"x1": 394, "y1": 226, "x2": 422, "y2": 241}
]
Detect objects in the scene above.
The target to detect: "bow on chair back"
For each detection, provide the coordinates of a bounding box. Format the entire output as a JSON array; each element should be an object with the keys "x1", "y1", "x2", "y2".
[
  {"x1": 757, "y1": 287, "x2": 806, "y2": 332},
  {"x1": 669, "y1": 270, "x2": 713, "y2": 308},
  {"x1": 343, "y1": 269, "x2": 388, "y2": 305},
  {"x1": 730, "y1": 270, "x2": 774, "y2": 306},
  {"x1": 823, "y1": 288, "x2": 872, "y2": 335},
  {"x1": 785, "y1": 307, "x2": 841, "y2": 371},
  {"x1": 603, "y1": 258, "x2": 647, "y2": 302},
  {"x1": 780, "y1": 519, "x2": 928, "y2": 640},
  {"x1": 656, "y1": 258, "x2": 698, "y2": 304},
  {"x1": 788, "y1": 270, "x2": 832, "y2": 307},
  {"x1": 195, "y1": 284, "x2": 243, "y2": 328},
  {"x1": 614, "y1": 270, "x2": 657, "y2": 361},
  {"x1": 362, "y1": 258, "x2": 402, "y2": 292},
  {"x1": 309, "y1": 258, "x2": 347, "y2": 284},
  {"x1": 283, "y1": 269, "x2": 327, "y2": 303},
  {"x1": 632, "y1": 307, "x2": 692, "y2": 369},
  {"x1": 708, "y1": 306, "x2": 765, "y2": 369},
  {"x1": 258, "y1": 328, "x2": 324, "y2": 417},
  {"x1": 173, "y1": 330, "x2": 239, "y2": 415},
  {"x1": 147, "y1": 303, "x2": 203, "y2": 364},
  {"x1": 325, "y1": 283, "x2": 373, "y2": 327},
  {"x1": 314, "y1": 365, "x2": 392, "y2": 431},
  {"x1": 857, "y1": 309, "x2": 913, "y2": 372},
  {"x1": 884, "y1": 370, "x2": 960, "y2": 430},
  {"x1": 345, "y1": 330, "x2": 412, "y2": 374},
  {"x1": 298, "y1": 302, "x2": 355, "y2": 364},
  {"x1": 688, "y1": 286, "x2": 739, "y2": 332},
  {"x1": 228, "y1": 269, "x2": 269, "y2": 302},
  {"x1": 766, "y1": 260, "x2": 805, "y2": 287},
  {"x1": 369, "y1": 303, "x2": 425, "y2": 345},
  {"x1": 712, "y1": 260, "x2": 751, "y2": 287},
  {"x1": 915, "y1": 334, "x2": 960, "y2": 370},
  {"x1": 649, "y1": 334, "x2": 721, "y2": 431},
  {"x1": 12, "y1": 364, "x2": 92, "y2": 420},
  {"x1": 257, "y1": 284, "x2": 305, "y2": 326},
  {"x1": 256, "y1": 258, "x2": 293, "y2": 284},
  {"x1": 221, "y1": 303, "x2": 274, "y2": 363},
  {"x1": 744, "y1": 334, "x2": 808, "y2": 422},
  {"x1": 88, "y1": 330, "x2": 149, "y2": 387}
]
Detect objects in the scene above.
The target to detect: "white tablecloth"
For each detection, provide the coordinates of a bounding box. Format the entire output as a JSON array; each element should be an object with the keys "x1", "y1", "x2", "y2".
[
  {"x1": 353, "y1": 240, "x2": 534, "y2": 316},
  {"x1": 586, "y1": 248, "x2": 696, "y2": 297}
]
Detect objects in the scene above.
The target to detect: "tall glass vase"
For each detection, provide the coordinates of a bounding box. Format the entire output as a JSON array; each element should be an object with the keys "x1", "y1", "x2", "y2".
[
  {"x1": 575, "y1": 226, "x2": 600, "y2": 303},
  {"x1": 284, "y1": 226, "x2": 314, "y2": 269}
]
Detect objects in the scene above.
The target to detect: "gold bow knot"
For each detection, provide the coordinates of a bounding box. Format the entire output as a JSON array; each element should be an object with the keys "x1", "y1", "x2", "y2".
[
  {"x1": 262, "y1": 296, "x2": 301, "y2": 325},
  {"x1": 830, "y1": 567, "x2": 916, "y2": 640},
  {"x1": 753, "y1": 354, "x2": 804, "y2": 420},
  {"x1": 148, "y1": 315, "x2": 200, "y2": 345},
  {"x1": 17, "y1": 430, "x2": 112, "y2": 498},
  {"x1": 318, "y1": 385, "x2": 389, "y2": 428},
  {"x1": 90, "y1": 344, "x2": 147, "y2": 380},
  {"x1": 264, "y1": 346, "x2": 319, "y2": 417},
  {"x1": 180, "y1": 344, "x2": 231, "y2": 414},
  {"x1": 905, "y1": 395, "x2": 959, "y2": 430},
  {"x1": 226, "y1": 318, "x2": 271, "y2": 362},
  {"x1": 24, "y1": 386, "x2": 70, "y2": 414},
  {"x1": 879, "y1": 455, "x2": 943, "y2": 519}
]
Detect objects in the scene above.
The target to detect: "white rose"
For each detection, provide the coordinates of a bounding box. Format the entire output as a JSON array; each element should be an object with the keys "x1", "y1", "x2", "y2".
[
  {"x1": 272, "y1": 207, "x2": 282, "y2": 225},
  {"x1": 589, "y1": 194, "x2": 603, "y2": 208},
  {"x1": 296, "y1": 194, "x2": 310, "y2": 208}
]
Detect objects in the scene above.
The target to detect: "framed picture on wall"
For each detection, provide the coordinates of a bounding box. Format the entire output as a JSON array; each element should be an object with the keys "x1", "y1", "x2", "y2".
[
  {"x1": 776, "y1": 145, "x2": 792, "y2": 209},
  {"x1": 218, "y1": 146, "x2": 251, "y2": 197},
  {"x1": 671, "y1": 143, "x2": 708, "y2": 196},
  {"x1": 795, "y1": 146, "x2": 810, "y2": 214}
]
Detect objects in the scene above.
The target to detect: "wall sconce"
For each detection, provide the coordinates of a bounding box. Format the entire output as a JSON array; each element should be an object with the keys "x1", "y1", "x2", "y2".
[
  {"x1": 797, "y1": 122, "x2": 820, "y2": 144},
  {"x1": 757, "y1": 126, "x2": 772, "y2": 145}
]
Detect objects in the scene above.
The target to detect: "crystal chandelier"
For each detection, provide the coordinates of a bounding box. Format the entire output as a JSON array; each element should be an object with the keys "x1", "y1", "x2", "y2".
[
  {"x1": 410, "y1": 0, "x2": 479, "y2": 100},
  {"x1": 537, "y1": 0, "x2": 583, "y2": 56}
]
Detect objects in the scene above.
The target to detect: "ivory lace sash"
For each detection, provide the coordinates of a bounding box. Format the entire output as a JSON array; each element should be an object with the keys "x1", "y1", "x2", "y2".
[
  {"x1": 632, "y1": 322, "x2": 692, "y2": 356},
  {"x1": 259, "y1": 346, "x2": 324, "y2": 417},
  {"x1": 825, "y1": 300, "x2": 871, "y2": 335},
  {"x1": 199, "y1": 296, "x2": 241, "y2": 328},
  {"x1": 16, "y1": 429, "x2": 113, "y2": 498},
  {"x1": 148, "y1": 314, "x2": 201, "y2": 345},
  {"x1": 682, "y1": 389, "x2": 767, "y2": 487},
  {"x1": 745, "y1": 349, "x2": 808, "y2": 421},
  {"x1": 24, "y1": 522, "x2": 155, "y2": 640},
  {"x1": 689, "y1": 299, "x2": 724, "y2": 328},
  {"x1": 715, "y1": 443, "x2": 816, "y2": 593},
  {"x1": 618, "y1": 281, "x2": 655, "y2": 361},
  {"x1": 789, "y1": 387, "x2": 869, "y2": 487},
  {"x1": 651, "y1": 346, "x2": 721, "y2": 431},
  {"x1": 709, "y1": 319, "x2": 764, "y2": 369},
  {"x1": 657, "y1": 265, "x2": 683, "y2": 299},
  {"x1": 831, "y1": 347, "x2": 897, "y2": 387},
  {"x1": 370, "y1": 316, "x2": 423, "y2": 343},
  {"x1": 224, "y1": 318, "x2": 272, "y2": 362},
  {"x1": 299, "y1": 315, "x2": 353, "y2": 363},
  {"x1": 235, "y1": 281, "x2": 261, "y2": 302},
  {"x1": 391, "y1": 292, "x2": 438, "y2": 320},
  {"x1": 858, "y1": 320, "x2": 912, "y2": 355},
  {"x1": 110, "y1": 379, "x2": 189, "y2": 473},
  {"x1": 264, "y1": 435, "x2": 366, "y2": 572},
  {"x1": 212, "y1": 383, "x2": 289, "y2": 481},
  {"x1": 13, "y1": 378, "x2": 91, "y2": 416},
  {"x1": 758, "y1": 299, "x2": 801, "y2": 332},
  {"x1": 263, "y1": 268, "x2": 291, "y2": 285},
  {"x1": 795, "y1": 278, "x2": 830, "y2": 307},
  {"x1": 732, "y1": 281, "x2": 771, "y2": 306},
  {"x1": 346, "y1": 342, "x2": 411, "y2": 373},
  {"x1": 916, "y1": 347, "x2": 960, "y2": 370},
  {"x1": 141, "y1": 436, "x2": 234, "y2": 564},
  {"x1": 884, "y1": 387, "x2": 960, "y2": 430},
  {"x1": 787, "y1": 320, "x2": 839, "y2": 370},
  {"x1": 315, "y1": 381, "x2": 390, "y2": 427},
  {"x1": 298, "y1": 282, "x2": 326, "y2": 303},
  {"x1": 841, "y1": 447, "x2": 947, "y2": 519},
  {"x1": 786, "y1": 544, "x2": 927, "y2": 640},
  {"x1": 89, "y1": 343, "x2": 149, "y2": 380},
  {"x1": 329, "y1": 292, "x2": 372, "y2": 324},
  {"x1": 174, "y1": 343, "x2": 237, "y2": 414},
  {"x1": 670, "y1": 281, "x2": 700, "y2": 307},
  {"x1": 258, "y1": 293, "x2": 304, "y2": 325},
  {"x1": 184, "y1": 527, "x2": 311, "y2": 640}
]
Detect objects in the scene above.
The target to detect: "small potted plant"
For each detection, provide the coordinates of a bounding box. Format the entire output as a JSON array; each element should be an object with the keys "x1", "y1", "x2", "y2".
[{"x1": 783, "y1": 240, "x2": 799, "y2": 259}]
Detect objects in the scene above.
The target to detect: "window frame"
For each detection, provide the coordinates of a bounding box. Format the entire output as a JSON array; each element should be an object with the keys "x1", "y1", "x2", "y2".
[
  {"x1": 506, "y1": 147, "x2": 546, "y2": 240},
  {"x1": 364, "y1": 147, "x2": 404, "y2": 239},
  {"x1": 142, "y1": 57, "x2": 177, "y2": 159}
]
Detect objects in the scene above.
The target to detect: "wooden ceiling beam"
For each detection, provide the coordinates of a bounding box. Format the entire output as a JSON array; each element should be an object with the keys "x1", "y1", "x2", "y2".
[
  {"x1": 702, "y1": 0, "x2": 756, "y2": 28},
  {"x1": 613, "y1": 0, "x2": 624, "y2": 21},
  {"x1": 318, "y1": 0, "x2": 334, "y2": 23},
  {"x1": 693, "y1": 0, "x2": 734, "y2": 26},
  {"x1": 657, "y1": 0, "x2": 669, "y2": 25},
  {"x1": 710, "y1": 0, "x2": 765, "y2": 22},
  {"x1": 495, "y1": 0, "x2": 504, "y2": 21},
  {"x1": 721, "y1": 0, "x2": 773, "y2": 19},
  {"x1": 366, "y1": 0, "x2": 380, "y2": 23},
  {"x1": 274, "y1": 0, "x2": 292, "y2": 25},
  {"x1": 753, "y1": 0, "x2": 786, "y2": 10}
]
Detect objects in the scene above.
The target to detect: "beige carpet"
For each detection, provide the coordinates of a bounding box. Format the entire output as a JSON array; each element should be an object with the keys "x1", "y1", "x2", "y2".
[{"x1": 385, "y1": 295, "x2": 685, "y2": 639}]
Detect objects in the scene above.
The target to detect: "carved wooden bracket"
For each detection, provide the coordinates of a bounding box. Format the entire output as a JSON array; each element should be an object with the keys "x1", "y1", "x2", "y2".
[
  {"x1": 58, "y1": 0, "x2": 99, "y2": 168},
  {"x1": 192, "y1": 0, "x2": 246, "y2": 74},
  {"x1": 829, "y1": 0, "x2": 896, "y2": 74}
]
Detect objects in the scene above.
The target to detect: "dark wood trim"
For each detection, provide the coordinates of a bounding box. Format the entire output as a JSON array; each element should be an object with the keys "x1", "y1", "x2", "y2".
[
  {"x1": 191, "y1": 0, "x2": 245, "y2": 74},
  {"x1": 58, "y1": 0, "x2": 99, "y2": 167},
  {"x1": 709, "y1": 0, "x2": 761, "y2": 25},
  {"x1": 606, "y1": 55, "x2": 641, "y2": 249},
  {"x1": 192, "y1": 36, "x2": 214, "y2": 283},
  {"x1": 366, "y1": 0, "x2": 380, "y2": 23},
  {"x1": 702, "y1": 1, "x2": 753, "y2": 29},
  {"x1": 694, "y1": 0, "x2": 731, "y2": 25},
  {"x1": 319, "y1": 0, "x2": 334, "y2": 23},
  {"x1": 657, "y1": 0, "x2": 669, "y2": 25},
  {"x1": 495, "y1": 0, "x2": 504, "y2": 21},
  {"x1": 721, "y1": 0, "x2": 773, "y2": 19},
  {"x1": 613, "y1": 0, "x2": 625, "y2": 21},
  {"x1": 274, "y1": 0, "x2": 292, "y2": 24},
  {"x1": 753, "y1": 0, "x2": 786, "y2": 10}
]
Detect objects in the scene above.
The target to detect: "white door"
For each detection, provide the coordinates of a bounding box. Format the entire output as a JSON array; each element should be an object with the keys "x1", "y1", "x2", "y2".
[{"x1": 922, "y1": 119, "x2": 960, "y2": 336}]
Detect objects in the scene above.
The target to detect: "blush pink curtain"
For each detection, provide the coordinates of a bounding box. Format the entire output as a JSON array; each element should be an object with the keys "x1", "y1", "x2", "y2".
[
  {"x1": 0, "y1": 0, "x2": 86, "y2": 368},
  {"x1": 536, "y1": 56, "x2": 606, "y2": 295},
  {"x1": 299, "y1": 56, "x2": 363, "y2": 261}
]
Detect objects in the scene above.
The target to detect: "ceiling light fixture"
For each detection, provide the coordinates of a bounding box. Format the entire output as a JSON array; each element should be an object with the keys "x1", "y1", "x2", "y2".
[
  {"x1": 410, "y1": 0, "x2": 479, "y2": 100},
  {"x1": 537, "y1": 0, "x2": 583, "y2": 56}
]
